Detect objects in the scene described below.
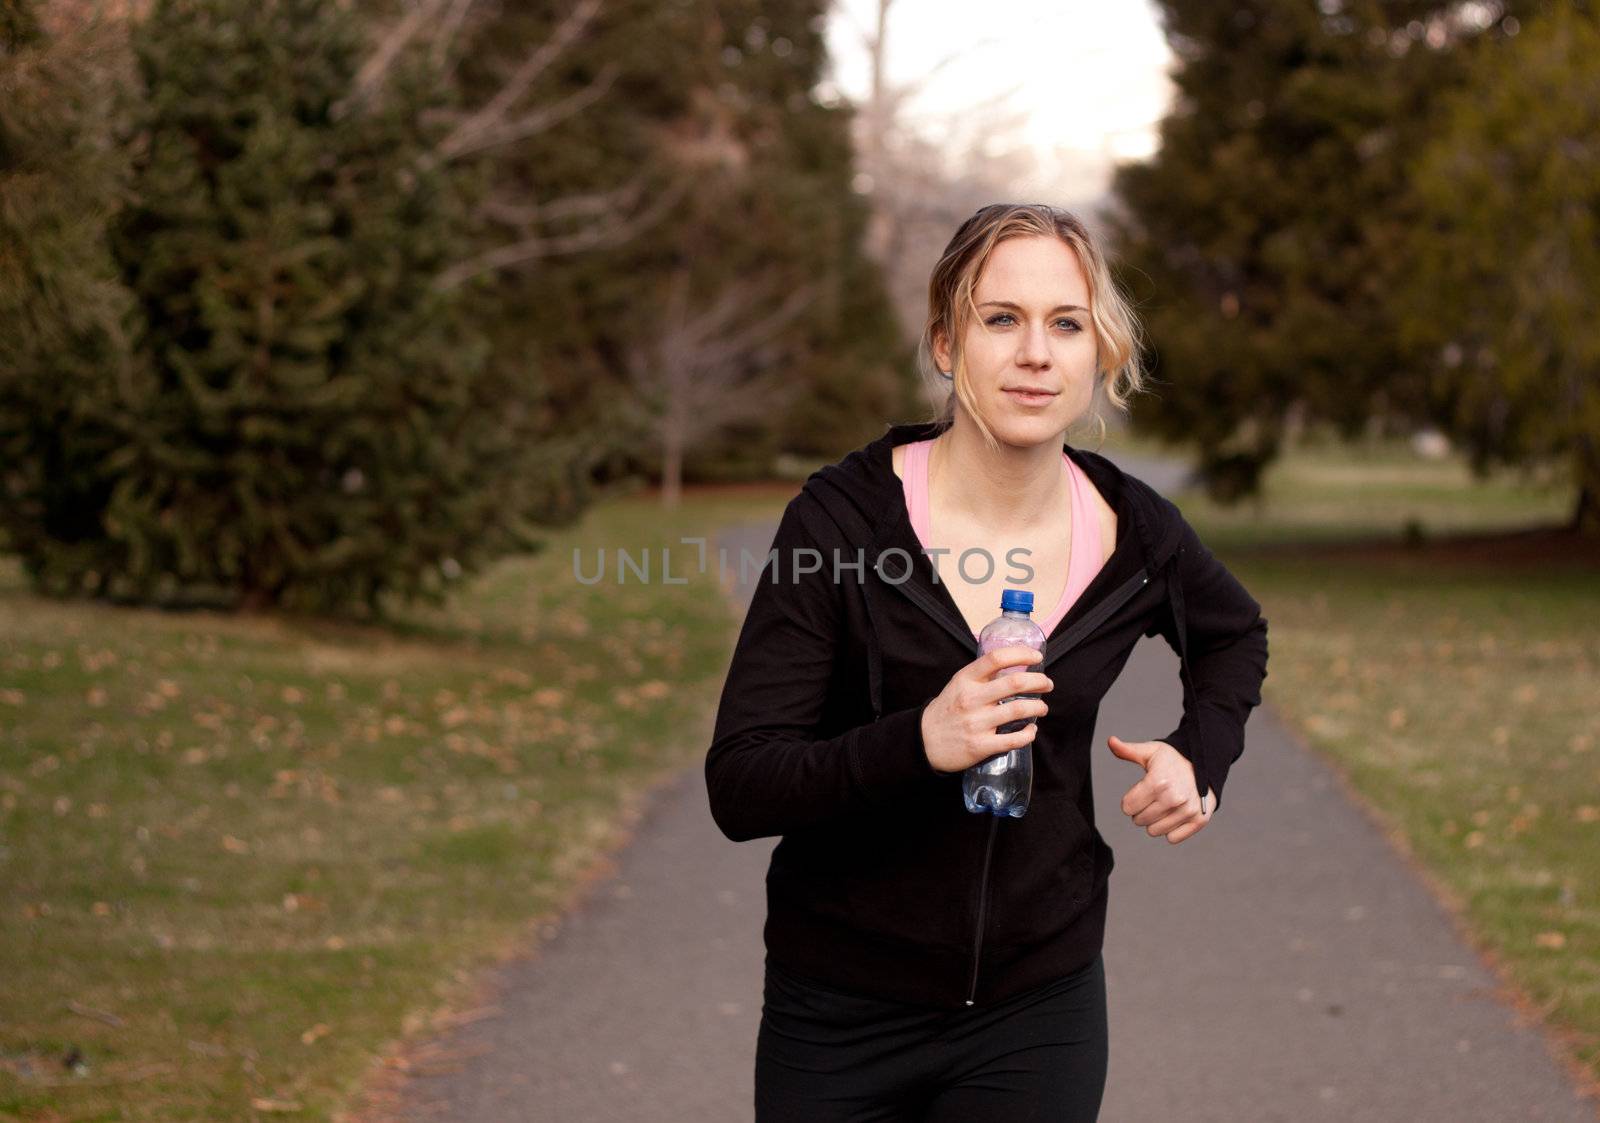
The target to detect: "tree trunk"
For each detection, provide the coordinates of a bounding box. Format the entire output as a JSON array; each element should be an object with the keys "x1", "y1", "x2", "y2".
[
  {"x1": 1573, "y1": 435, "x2": 1600, "y2": 537},
  {"x1": 660, "y1": 433, "x2": 682, "y2": 509},
  {"x1": 237, "y1": 586, "x2": 273, "y2": 614},
  {"x1": 1572, "y1": 483, "x2": 1600, "y2": 536}
]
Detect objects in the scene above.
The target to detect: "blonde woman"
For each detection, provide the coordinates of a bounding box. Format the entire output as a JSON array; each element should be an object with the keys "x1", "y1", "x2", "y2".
[{"x1": 707, "y1": 203, "x2": 1269, "y2": 1121}]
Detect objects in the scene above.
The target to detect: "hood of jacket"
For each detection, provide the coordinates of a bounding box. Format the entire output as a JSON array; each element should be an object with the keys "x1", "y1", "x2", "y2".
[
  {"x1": 803, "y1": 420, "x2": 1187, "y2": 566},
  {"x1": 796, "y1": 419, "x2": 1193, "y2": 728}
]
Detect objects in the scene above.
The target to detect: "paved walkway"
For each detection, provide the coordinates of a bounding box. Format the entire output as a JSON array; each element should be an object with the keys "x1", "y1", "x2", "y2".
[{"x1": 394, "y1": 452, "x2": 1596, "y2": 1122}]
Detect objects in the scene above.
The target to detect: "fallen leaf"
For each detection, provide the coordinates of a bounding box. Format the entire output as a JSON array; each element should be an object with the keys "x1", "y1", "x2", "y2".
[{"x1": 250, "y1": 1098, "x2": 303, "y2": 1113}]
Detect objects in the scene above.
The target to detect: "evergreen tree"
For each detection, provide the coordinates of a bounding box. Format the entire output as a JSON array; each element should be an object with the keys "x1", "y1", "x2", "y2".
[
  {"x1": 0, "y1": 0, "x2": 140, "y2": 589},
  {"x1": 1107, "y1": 1, "x2": 1522, "y2": 500},
  {"x1": 1395, "y1": 4, "x2": 1600, "y2": 532},
  {"x1": 98, "y1": 0, "x2": 539, "y2": 613}
]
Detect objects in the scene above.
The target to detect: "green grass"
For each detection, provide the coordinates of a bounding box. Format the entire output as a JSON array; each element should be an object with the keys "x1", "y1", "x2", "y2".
[
  {"x1": 0, "y1": 487, "x2": 790, "y2": 1121},
  {"x1": 1106, "y1": 424, "x2": 1578, "y2": 547},
  {"x1": 1169, "y1": 437, "x2": 1600, "y2": 1091}
]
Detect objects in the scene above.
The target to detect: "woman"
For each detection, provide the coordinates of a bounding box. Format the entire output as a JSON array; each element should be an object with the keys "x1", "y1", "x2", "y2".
[{"x1": 705, "y1": 203, "x2": 1270, "y2": 1121}]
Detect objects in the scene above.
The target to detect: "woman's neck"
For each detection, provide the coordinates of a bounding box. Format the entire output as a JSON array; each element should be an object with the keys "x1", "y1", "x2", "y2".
[{"x1": 929, "y1": 417, "x2": 1067, "y2": 534}]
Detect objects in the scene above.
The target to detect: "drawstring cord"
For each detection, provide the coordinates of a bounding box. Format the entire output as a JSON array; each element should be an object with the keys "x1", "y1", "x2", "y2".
[
  {"x1": 1165, "y1": 548, "x2": 1209, "y2": 813},
  {"x1": 862, "y1": 571, "x2": 885, "y2": 720}
]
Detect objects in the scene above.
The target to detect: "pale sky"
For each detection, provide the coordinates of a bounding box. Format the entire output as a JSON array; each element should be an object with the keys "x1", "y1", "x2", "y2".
[{"x1": 821, "y1": 1, "x2": 1174, "y2": 206}]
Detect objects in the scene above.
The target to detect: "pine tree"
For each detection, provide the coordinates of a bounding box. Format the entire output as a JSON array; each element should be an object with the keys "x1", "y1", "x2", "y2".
[
  {"x1": 1107, "y1": 1, "x2": 1524, "y2": 500},
  {"x1": 1395, "y1": 4, "x2": 1600, "y2": 533},
  {"x1": 98, "y1": 0, "x2": 538, "y2": 614},
  {"x1": 0, "y1": 0, "x2": 141, "y2": 591}
]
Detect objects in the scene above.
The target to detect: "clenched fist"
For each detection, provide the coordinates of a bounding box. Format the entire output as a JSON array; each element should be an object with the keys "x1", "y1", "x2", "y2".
[{"x1": 1107, "y1": 734, "x2": 1213, "y2": 845}]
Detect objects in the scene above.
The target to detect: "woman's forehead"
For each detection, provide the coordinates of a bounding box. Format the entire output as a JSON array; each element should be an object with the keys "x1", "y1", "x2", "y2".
[{"x1": 974, "y1": 237, "x2": 1089, "y2": 306}]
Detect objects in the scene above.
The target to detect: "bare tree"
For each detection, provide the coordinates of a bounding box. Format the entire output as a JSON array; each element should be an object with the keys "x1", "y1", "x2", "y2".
[
  {"x1": 838, "y1": 0, "x2": 1032, "y2": 351},
  {"x1": 339, "y1": 0, "x2": 685, "y2": 292},
  {"x1": 622, "y1": 266, "x2": 817, "y2": 507}
]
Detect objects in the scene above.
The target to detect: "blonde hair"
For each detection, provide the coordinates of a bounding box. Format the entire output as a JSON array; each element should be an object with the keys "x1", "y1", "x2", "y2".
[{"x1": 918, "y1": 203, "x2": 1146, "y2": 451}]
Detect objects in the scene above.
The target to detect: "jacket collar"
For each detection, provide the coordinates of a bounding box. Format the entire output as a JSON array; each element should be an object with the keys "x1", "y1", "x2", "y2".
[
  {"x1": 799, "y1": 418, "x2": 1207, "y2": 801},
  {"x1": 803, "y1": 420, "x2": 1185, "y2": 573}
]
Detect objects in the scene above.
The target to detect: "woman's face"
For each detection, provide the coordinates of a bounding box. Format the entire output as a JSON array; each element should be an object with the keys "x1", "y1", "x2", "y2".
[{"x1": 934, "y1": 234, "x2": 1099, "y2": 446}]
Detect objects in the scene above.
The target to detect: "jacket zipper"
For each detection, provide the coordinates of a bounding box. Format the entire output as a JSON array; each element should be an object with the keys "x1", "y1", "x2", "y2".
[
  {"x1": 883, "y1": 567, "x2": 1153, "y2": 1007},
  {"x1": 966, "y1": 814, "x2": 1000, "y2": 1005},
  {"x1": 885, "y1": 565, "x2": 1151, "y2": 670},
  {"x1": 1040, "y1": 570, "x2": 1150, "y2": 675}
]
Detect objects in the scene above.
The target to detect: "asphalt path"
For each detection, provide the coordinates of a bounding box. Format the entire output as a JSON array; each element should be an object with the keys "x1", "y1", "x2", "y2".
[{"x1": 394, "y1": 450, "x2": 1596, "y2": 1122}]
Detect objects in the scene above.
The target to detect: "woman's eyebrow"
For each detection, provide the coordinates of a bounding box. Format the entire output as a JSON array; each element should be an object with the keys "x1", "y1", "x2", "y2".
[{"x1": 978, "y1": 300, "x2": 1087, "y2": 314}]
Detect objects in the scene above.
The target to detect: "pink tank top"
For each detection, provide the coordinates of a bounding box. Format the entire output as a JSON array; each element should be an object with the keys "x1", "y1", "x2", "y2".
[{"x1": 902, "y1": 438, "x2": 1104, "y2": 638}]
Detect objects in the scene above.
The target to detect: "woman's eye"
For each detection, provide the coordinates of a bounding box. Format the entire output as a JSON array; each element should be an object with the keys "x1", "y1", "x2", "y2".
[{"x1": 985, "y1": 313, "x2": 1082, "y2": 332}]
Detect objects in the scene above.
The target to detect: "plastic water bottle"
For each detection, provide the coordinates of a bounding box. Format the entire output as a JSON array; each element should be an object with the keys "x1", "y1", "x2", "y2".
[{"x1": 963, "y1": 588, "x2": 1046, "y2": 818}]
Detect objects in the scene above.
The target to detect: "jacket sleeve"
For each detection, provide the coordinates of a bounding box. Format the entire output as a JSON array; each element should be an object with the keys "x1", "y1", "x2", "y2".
[
  {"x1": 705, "y1": 491, "x2": 941, "y2": 842},
  {"x1": 1145, "y1": 515, "x2": 1269, "y2": 813}
]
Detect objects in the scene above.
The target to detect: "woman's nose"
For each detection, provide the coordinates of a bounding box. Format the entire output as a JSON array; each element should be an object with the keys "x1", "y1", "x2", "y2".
[{"x1": 1018, "y1": 322, "x2": 1051, "y2": 366}]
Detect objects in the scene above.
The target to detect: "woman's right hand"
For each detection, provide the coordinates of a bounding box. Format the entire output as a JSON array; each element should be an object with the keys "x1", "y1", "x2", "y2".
[{"x1": 920, "y1": 646, "x2": 1053, "y2": 774}]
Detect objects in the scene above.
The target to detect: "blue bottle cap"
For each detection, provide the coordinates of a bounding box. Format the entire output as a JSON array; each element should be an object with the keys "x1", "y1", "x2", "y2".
[{"x1": 1000, "y1": 588, "x2": 1033, "y2": 614}]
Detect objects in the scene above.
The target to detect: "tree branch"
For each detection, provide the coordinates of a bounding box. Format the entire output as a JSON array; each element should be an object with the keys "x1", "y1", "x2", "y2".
[
  {"x1": 341, "y1": 0, "x2": 453, "y2": 116},
  {"x1": 430, "y1": 0, "x2": 478, "y2": 71},
  {"x1": 432, "y1": 175, "x2": 690, "y2": 292},
  {"x1": 477, "y1": 178, "x2": 645, "y2": 229},
  {"x1": 437, "y1": 0, "x2": 604, "y2": 159},
  {"x1": 439, "y1": 62, "x2": 619, "y2": 161}
]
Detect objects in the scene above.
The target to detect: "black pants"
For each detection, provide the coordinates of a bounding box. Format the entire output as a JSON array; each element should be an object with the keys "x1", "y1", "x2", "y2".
[{"x1": 754, "y1": 953, "x2": 1108, "y2": 1122}]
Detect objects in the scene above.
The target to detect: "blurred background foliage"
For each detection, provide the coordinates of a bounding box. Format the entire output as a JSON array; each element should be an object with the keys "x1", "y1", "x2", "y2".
[
  {"x1": 1, "y1": 0, "x2": 908, "y2": 615},
  {"x1": 1110, "y1": 0, "x2": 1599, "y2": 525},
  {"x1": 1, "y1": 0, "x2": 1596, "y2": 616}
]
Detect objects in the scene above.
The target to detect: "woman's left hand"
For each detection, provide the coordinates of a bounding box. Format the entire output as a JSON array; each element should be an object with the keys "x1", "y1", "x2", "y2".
[{"x1": 1107, "y1": 734, "x2": 1212, "y2": 845}]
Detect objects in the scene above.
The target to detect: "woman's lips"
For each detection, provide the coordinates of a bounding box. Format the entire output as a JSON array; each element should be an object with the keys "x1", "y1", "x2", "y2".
[{"x1": 1003, "y1": 389, "x2": 1057, "y2": 406}]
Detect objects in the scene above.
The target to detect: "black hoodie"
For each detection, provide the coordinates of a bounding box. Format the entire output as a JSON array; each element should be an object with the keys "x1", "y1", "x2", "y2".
[{"x1": 705, "y1": 420, "x2": 1269, "y2": 1010}]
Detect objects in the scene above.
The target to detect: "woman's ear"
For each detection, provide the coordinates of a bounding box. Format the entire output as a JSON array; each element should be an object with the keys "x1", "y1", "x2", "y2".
[{"x1": 932, "y1": 327, "x2": 952, "y2": 375}]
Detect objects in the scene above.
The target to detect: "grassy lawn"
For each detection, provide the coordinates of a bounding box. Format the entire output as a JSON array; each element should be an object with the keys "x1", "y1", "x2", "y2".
[
  {"x1": 0, "y1": 486, "x2": 788, "y2": 1121},
  {"x1": 1163, "y1": 432, "x2": 1600, "y2": 1092}
]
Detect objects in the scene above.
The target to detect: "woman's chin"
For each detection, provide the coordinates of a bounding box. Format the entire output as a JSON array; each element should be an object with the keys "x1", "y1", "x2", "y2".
[{"x1": 989, "y1": 412, "x2": 1072, "y2": 448}]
